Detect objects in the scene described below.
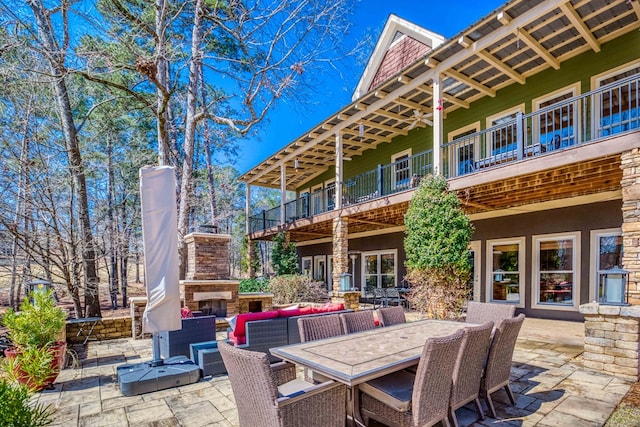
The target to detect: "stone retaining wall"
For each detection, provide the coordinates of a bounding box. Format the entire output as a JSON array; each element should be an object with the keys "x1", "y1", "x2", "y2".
[
  {"x1": 65, "y1": 316, "x2": 132, "y2": 344},
  {"x1": 579, "y1": 302, "x2": 640, "y2": 381}
]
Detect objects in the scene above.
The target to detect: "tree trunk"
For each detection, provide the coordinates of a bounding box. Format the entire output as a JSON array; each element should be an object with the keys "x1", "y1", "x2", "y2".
[
  {"x1": 177, "y1": 0, "x2": 204, "y2": 276},
  {"x1": 107, "y1": 138, "x2": 118, "y2": 309},
  {"x1": 27, "y1": 0, "x2": 101, "y2": 317}
]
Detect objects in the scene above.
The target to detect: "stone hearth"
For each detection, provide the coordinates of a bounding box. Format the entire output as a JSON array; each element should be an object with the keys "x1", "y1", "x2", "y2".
[{"x1": 182, "y1": 280, "x2": 239, "y2": 317}]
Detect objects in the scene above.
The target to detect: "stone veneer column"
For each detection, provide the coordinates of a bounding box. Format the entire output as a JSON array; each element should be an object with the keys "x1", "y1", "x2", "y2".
[
  {"x1": 621, "y1": 149, "x2": 640, "y2": 303},
  {"x1": 579, "y1": 302, "x2": 640, "y2": 381},
  {"x1": 184, "y1": 232, "x2": 230, "y2": 280},
  {"x1": 331, "y1": 217, "x2": 349, "y2": 294}
]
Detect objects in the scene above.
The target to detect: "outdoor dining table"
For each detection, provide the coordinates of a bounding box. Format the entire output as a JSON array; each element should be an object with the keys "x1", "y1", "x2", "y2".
[{"x1": 270, "y1": 319, "x2": 472, "y2": 426}]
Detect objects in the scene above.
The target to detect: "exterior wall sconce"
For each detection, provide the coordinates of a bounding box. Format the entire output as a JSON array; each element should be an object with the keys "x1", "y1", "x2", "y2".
[{"x1": 598, "y1": 266, "x2": 630, "y2": 305}]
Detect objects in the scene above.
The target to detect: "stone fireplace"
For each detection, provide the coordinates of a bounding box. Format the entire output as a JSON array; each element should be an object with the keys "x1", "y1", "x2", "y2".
[{"x1": 182, "y1": 280, "x2": 239, "y2": 317}]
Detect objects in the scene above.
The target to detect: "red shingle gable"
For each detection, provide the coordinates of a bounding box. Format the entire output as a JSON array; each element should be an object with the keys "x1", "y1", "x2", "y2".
[{"x1": 368, "y1": 35, "x2": 431, "y2": 92}]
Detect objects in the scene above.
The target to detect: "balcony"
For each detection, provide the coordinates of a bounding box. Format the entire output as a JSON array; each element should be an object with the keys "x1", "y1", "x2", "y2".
[{"x1": 250, "y1": 74, "x2": 640, "y2": 234}]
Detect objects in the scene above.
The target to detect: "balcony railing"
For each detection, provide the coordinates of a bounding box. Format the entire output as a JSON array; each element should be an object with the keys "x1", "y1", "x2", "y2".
[
  {"x1": 443, "y1": 73, "x2": 639, "y2": 178},
  {"x1": 249, "y1": 150, "x2": 433, "y2": 233},
  {"x1": 250, "y1": 74, "x2": 639, "y2": 233}
]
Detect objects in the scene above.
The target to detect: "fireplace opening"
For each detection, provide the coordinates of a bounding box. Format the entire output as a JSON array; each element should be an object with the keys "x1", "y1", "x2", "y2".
[{"x1": 199, "y1": 299, "x2": 227, "y2": 317}]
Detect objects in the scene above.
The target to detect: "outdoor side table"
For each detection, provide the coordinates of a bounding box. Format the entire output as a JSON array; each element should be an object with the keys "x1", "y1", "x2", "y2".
[
  {"x1": 190, "y1": 341, "x2": 226, "y2": 376},
  {"x1": 67, "y1": 317, "x2": 101, "y2": 345}
]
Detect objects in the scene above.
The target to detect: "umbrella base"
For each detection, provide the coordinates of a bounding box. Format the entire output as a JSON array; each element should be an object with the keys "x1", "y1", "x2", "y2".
[{"x1": 117, "y1": 356, "x2": 200, "y2": 396}]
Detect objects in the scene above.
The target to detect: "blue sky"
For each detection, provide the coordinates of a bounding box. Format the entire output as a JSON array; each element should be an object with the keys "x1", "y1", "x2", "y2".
[{"x1": 235, "y1": 0, "x2": 506, "y2": 174}]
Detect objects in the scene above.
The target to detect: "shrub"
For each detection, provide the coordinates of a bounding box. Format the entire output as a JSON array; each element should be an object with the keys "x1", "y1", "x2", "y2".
[
  {"x1": 239, "y1": 277, "x2": 270, "y2": 293},
  {"x1": 271, "y1": 233, "x2": 299, "y2": 275},
  {"x1": 0, "y1": 378, "x2": 54, "y2": 426},
  {"x1": 269, "y1": 275, "x2": 328, "y2": 305},
  {"x1": 404, "y1": 175, "x2": 474, "y2": 319}
]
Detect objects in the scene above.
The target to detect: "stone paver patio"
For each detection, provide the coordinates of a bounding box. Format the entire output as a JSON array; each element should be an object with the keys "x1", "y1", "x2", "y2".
[{"x1": 36, "y1": 317, "x2": 632, "y2": 426}]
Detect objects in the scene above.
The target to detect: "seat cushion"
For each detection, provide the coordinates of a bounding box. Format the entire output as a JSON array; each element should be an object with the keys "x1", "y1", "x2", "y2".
[
  {"x1": 359, "y1": 370, "x2": 415, "y2": 412},
  {"x1": 277, "y1": 378, "x2": 315, "y2": 398},
  {"x1": 233, "y1": 311, "x2": 280, "y2": 337}
]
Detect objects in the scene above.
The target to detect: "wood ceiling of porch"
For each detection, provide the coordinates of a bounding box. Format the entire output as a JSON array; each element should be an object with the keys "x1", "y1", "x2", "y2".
[
  {"x1": 252, "y1": 154, "x2": 623, "y2": 242},
  {"x1": 240, "y1": 0, "x2": 640, "y2": 191}
]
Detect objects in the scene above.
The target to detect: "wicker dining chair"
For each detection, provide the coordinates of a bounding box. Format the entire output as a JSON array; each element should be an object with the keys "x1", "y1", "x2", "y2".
[
  {"x1": 340, "y1": 310, "x2": 376, "y2": 334},
  {"x1": 218, "y1": 341, "x2": 347, "y2": 427},
  {"x1": 481, "y1": 313, "x2": 526, "y2": 418},
  {"x1": 377, "y1": 305, "x2": 407, "y2": 327},
  {"x1": 465, "y1": 301, "x2": 515, "y2": 324},
  {"x1": 297, "y1": 314, "x2": 344, "y2": 342},
  {"x1": 359, "y1": 329, "x2": 465, "y2": 427},
  {"x1": 297, "y1": 314, "x2": 344, "y2": 383},
  {"x1": 449, "y1": 321, "x2": 494, "y2": 427}
]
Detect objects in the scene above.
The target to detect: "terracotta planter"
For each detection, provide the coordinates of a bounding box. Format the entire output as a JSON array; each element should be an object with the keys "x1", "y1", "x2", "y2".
[{"x1": 4, "y1": 341, "x2": 67, "y2": 391}]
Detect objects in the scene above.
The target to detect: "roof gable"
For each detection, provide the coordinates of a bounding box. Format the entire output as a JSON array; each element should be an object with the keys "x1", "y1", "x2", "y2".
[{"x1": 352, "y1": 14, "x2": 445, "y2": 101}]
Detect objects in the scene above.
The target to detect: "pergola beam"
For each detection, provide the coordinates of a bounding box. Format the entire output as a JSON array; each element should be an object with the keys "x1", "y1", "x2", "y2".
[{"x1": 560, "y1": 2, "x2": 600, "y2": 53}]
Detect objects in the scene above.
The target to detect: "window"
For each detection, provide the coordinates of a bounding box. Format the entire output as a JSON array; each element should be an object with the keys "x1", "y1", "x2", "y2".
[
  {"x1": 590, "y1": 229, "x2": 623, "y2": 302},
  {"x1": 298, "y1": 188, "x2": 310, "y2": 218},
  {"x1": 447, "y1": 122, "x2": 480, "y2": 177},
  {"x1": 486, "y1": 105, "x2": 525, "y2": 160},
  {"x1": 391, "y1": 149, "x2": 412, "y2": 190},
  {"x1": 301, "y1": 257, "x2": 312, "y2": 276},
  {"x1": 325, "y1": 179, "x2": 336, "y2": 211},
  {"x1": 469, "y1": 241, "x2": 481, "y2": 302},
  {"x1": 486, "y1": 238, "x2": 524, "y2": 306},
  {"x1": 313, "y1": 255, "x2": 327, "y2": 284},
  {"x1": 310, "y1": 183, "x2": 324, "y2": 215},
  {"x1": 592, "y1": 62, "x2": 640, "y2": 137},
  {"x1": 533, "y1": 233, "x2": 580, "y2": 310},
  {"x1": 362, "y1": 250, "x2": 397, "y2": 289},
  {"x1": 533, "y1": 83, "x2": 580, "y2": 152}
]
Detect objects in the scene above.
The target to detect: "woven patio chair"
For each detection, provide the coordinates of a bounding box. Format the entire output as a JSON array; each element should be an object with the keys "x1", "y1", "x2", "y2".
[
  {"x1": 297, "y1": 314, "x2": 344, "y2": 383},
  {"x1": 377, "y1": 306, "x2": 406, "y2": 327},
  {"x1": 465, "y1": 301, "x2": 515, "y2": 324},
  {"x1": 218, "y1": 341, "x2": 346, "y2": 427},
  {"x1": 449, "y1": 321, "x2": 494, "y2": 427},
  {"x1": 340, "y1": 310, "x2": 376, "y2": 334},
  {"x1": 359, "y1": 329, "x2": 464, "y2": 427},
  {"x1": 481, "y1": 313, "x2": 526, "y2": 418}
]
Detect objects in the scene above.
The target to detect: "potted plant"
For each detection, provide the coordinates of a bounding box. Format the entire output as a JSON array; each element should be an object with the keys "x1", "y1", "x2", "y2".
[{"x1": 2, "y1": 290, "x2": 67, "y2": 391}]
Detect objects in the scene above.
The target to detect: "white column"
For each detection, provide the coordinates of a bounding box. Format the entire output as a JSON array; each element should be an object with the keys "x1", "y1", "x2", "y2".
[
  {"x1": 280, "y1": 163, "x2": 286, "y2": 225},
  {"x1": 432, "y1": 74, "x2": 443, "y2": 176},
  {"x1": 335, "y1": 132, "x2": 343, "y2": 210},
  {"x1": 245, "y1": 183, "x2": 251, "y2": 234}
]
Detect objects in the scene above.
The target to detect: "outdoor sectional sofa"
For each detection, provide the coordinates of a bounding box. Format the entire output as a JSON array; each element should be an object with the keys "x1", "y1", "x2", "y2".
[
  {"x1": 227, "y1": 303, "x2": 352, "y2": 362},
  {"x1": 158, "y1": 314, "x2": 217, "y2": 359}
]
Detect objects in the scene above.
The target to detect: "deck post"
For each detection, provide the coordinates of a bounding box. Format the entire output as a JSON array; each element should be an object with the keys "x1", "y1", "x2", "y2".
[{"x1": 331, "y1": 217, "x2": 349, "y2": 296}]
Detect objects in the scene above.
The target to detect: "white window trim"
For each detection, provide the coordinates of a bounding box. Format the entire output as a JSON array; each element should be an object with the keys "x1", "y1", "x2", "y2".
[
  {"x1": 469, "y1": 240, "x2": 481, "y2": 302},
  {"x1": 531, "y1": 232, "x2": 581, "y2": 311},
  {"x1": 447, "y1": 121, "x2": 481, "y2": 177},
  {"x1": 485, "y1": 104, "x2": 526, "y2": 129},
  {"x1": 590, "y1": 60, "x2": 640, "y2": 91},
  {"x1": 301, "y1": 256, "x2": 312, "y2": 276},
  {"x1": 313, "y1": 255, "x2": 327, "y2": 283},
  {"x1": 591, "y1": 60, "x2": 640, "y2": 137},
  {"x1": 532, "y1": 82, "x2": 581, "y2": 149},
  {"x1": 485, "y1": 237, "x2": 525, "y2": 308},
  {"x1": 361, "y1": 249, "x2": 398, "y2": 291},
  {"x1": 589, "y1": 228, "x2": 622, "y2": 303},
  {"x1": 485, "y1": 104, "x2": 526, "y2": 155},
  {"x1": 391, "y1": 149, "x2": 412, "y2": 190}
]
